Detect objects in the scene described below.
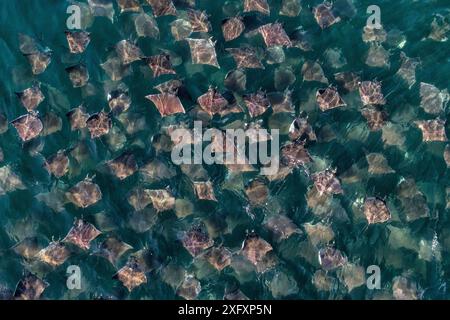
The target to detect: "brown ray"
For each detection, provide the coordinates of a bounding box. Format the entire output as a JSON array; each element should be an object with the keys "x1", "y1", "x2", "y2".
[
  {"x1": 146, "y1": 93, "x2": 185, "y2": 116},
  {"x1": 414, "y1": 119, "x2": 447, "y2": 142},
  {"x1": 66, "y1": 178, "x2": 102, "y2": 208},
  {"x1": 36, "y1": 241, "x2": 71, "y2": 267},
  {"x1": 222, "y1": 17, "x2": 245, "y2": 41},
  {"x1": 117, "y1": 0, "x2": 141, "y2": 13},
  {"x1": 243, "y1": 0, "x2": 270, "y2": 15},
  {"x1": 14, "y1": 274, "x2": 48, "y2": 300},
  {"x1": 334, "y1": 71, "x2": 361, "y2": 92},
  {"x1": 313, "y1": 2, "x2": 341, "y2": 29},
  {"x1": 145, "y1": 54, "x2": 176, "y2": 77},
  {"x1": 243, "y1": 90, "x2": 270, "y2": 117},
  {"x1": 364, "y1": 197, "x2": 391, "y2": 224},
  {"x1": 197, "y1": 87, "x2": 228, "y2": 116},
  {"x1": 25, "y1": 49, "x2": 52, "y2": 75},
  {"x1": 204, "y1": 246, "x2": 232, "y2": 271},
  {"x1": 16, "y1": 85, "x2": 44, "y2": 112},
  {"x1": 289, "y1": 117, "x2": 317, "y2": 142},
  {"x1": 193, "y1": 181, "x2": 217, "y2": 201},
  {"x1": 361, "y1": 106, "x2": 388, "y2": 131},
  {"x1": 186, "y1": 38, "x2": 220, "y2": 68},
  {"x1": 107, "y1": 152, "x2": 138, "y2": 180},
  {"x1": 316, "y1": 87, "x2": 346, "y2": 111},
  {"x1": 146, "y1": 0, "x2": 177, "y2": 17},
  {"x1": 148, "y1": 189, "x2": 175, "y2": 212},
  {"x1": 66, "y1": 64, "x2": 89, "y2": 88},
  {"x1": 44, "y1": 150, "x2": 69, "y2": 178},
  {"x1": 115, "y1": 40, "x2": 143, "y2": 65},
  {"x1": 187, "y1": 9, "x2": 211, "y2": 33},
  {"x1": 358, "y1": 80, "x2": 386, "y2": 106},
  {"x1": 86, "y1": 111, "x2": 111, "y2": 138},
  {"x1": 97, "y1": 237, "x2": 133, "y2": 266},
  {"x1": 182, "y1": 224, "x2": 214, "y2": 257},
  {"x1": 63, "y1": 219, "x2": 101, "y2": 250},
  {"x1": 280, "y1": 140, "x2": 312, "y2": 168},
  {"x1": 226, "y1": 47, "x2": 264, "y2": 69},
  {"x1": 11, "y1": 113, "x2": 43, "y2": 142},
  {"x1": 115, "y1": 256, "x2": 147, "y2": 292},
  {"x1": 177, "y1": 275, "x2": 201, "y2": 300},
  {"x1": 311, "y1": 169, "x2": 343, "y2": 196},
  {"x1": 65, "y1": 31, "x2": 90, "y2": 54},
  {"x1": 258, "y1": 23, "x2": 292, "y2": 47},
  {"x1": 108, "y1": 88, "x2": 131, "y2": 114},
  {"x1": 241, "y1": 232, "x2": 273, "y2": 267},
  {"x1": 66, "y1": 105, "x2": 89, "y2": 130}
]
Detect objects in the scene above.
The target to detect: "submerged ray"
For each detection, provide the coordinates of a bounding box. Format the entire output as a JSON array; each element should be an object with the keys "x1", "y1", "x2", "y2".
[
  {"x1": 279, "y1": 0, "x2": 301, "y2": 17},
  {"x1": 420, "y1": 82, "x2": 449, "y2": 115},
  {"x1": 44, "y1": 150, "x2": 69, "y2": 178},
  {"x1": 395, "y1": 52, "x2": 420, "y2": 88},
  {"x1": 14, "y1": 274, "x2": 48, "y2": 300},
  {"x1": 66, "y1": 178, "x2": 102, "y2": 208},
  {"x1": 135, "y1": 12, "x2": 160, "y2": 39},
  {"x1": 117, "y1": 0, "x2": 141, "y2": 13},
  {"x1": 361, "y1": 105, "x2": 388, "y2": 131},
  {"x1": 97, "y1": 237, "x2": 133, "y2": 266},
  {"x1": 115, "y1": 40, "x2": 143, "y2": 65},
  {"x1": 334, "y1": 71, "x2": 361, "y2": 92},
  {"x1": 36, "y1": 241, "x2": 71, "y2": 267},
  {"x1": 25, "y1": 49, "x2": 52, "y2": 75},
  {"x1": 107, "y1": 152, "x2": 138, "y2": 180},
  {"x1": 66, "y1": 64, "x2": 89, "y2": 88},
  {"x1": 108, "y1": 87, "x2": 131, "y2": 114},
  {"x1": 302, "y1": 61, "x2": 328, "y2": 84},
  {"x1": 66, "y1": 106, "x2": 89, "y2": 131}
]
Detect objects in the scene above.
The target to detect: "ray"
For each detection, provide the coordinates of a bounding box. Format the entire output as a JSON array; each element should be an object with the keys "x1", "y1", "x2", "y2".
[{"x1": 145, "y1": 93, "x2": 185, "y2": 116}]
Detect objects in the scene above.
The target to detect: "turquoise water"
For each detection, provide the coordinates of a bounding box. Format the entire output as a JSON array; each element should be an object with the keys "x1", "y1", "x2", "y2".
[{"x1": 0, "y1": 0, "x2": 449, "y2": 300}]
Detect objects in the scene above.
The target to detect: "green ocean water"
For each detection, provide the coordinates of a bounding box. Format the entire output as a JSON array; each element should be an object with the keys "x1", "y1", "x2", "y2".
[{"x1": 0, "y1": 0, "x2": 449, "y2": 300}]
